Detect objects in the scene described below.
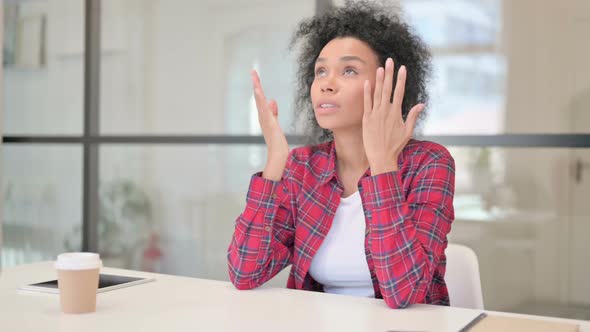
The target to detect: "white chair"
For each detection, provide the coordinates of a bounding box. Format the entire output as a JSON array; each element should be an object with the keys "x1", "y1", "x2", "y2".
[{"x1": 444, "y1": 243, "x2": 484, "y2": 310}]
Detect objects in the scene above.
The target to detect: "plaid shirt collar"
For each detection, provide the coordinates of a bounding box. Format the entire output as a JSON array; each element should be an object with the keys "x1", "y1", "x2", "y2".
[{"x1": 314, "y1": 139, "x2": 413, "y2": 186}]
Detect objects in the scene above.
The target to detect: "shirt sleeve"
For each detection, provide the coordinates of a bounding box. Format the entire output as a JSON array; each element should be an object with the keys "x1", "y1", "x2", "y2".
[
  {"x1": 359, "y1": 155, "x2": 455, "y2": 308},
  {"x1": 227, "y1": 153, "x2": 296, "y2": 290}
]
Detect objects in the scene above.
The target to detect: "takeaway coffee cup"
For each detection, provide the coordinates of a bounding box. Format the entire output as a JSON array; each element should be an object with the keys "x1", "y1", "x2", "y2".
[{"x1": 55, "y1": 252, "x2": 102, "y2": 314}]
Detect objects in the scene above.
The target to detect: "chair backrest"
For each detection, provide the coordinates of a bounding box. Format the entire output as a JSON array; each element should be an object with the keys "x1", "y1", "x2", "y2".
[{"x1": 444, "y1": 243, "x2": 484, "y2": 310}]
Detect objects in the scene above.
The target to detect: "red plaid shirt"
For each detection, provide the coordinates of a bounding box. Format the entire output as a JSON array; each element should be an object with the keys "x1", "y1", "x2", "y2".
[{"x1": 228, "y1": 139, "x2": 455, "y2": 308}]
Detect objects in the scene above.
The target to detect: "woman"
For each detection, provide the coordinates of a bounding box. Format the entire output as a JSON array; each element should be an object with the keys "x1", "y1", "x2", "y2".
[{"x1": 227, "y1": 1, "x2": 455, "y2": 309}]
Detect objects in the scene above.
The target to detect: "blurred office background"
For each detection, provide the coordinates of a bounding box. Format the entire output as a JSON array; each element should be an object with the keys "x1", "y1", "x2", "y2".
[{"x1": 1, "y1": 0, "x2": 589, "y2": 320}]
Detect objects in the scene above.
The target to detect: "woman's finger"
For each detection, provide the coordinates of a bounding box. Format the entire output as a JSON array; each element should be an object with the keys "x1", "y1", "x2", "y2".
[
  {"x1": 391, "y1": 65, "x2": 407, "y2": 118},
  {"x1": 380, "y1": 58, "x2": 395, "y2": 109},
  {"x1": 251, "y1": 69, "x2": 264, "y2": 93},
  {"x1": 373, "y1": 66, "x2": 384, "y2": 111},
  {"x1": 251, "y1": 70, "x2": 268, "y2": 114},
  {"x1": 268, "y1": 99, "x2": 278, "y2": 116},
  {"x1": 405, "y1": 103, "x2": 424, "y2": 136}
]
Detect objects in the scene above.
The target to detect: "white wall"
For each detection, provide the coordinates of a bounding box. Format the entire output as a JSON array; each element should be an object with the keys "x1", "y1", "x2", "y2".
[{"x1": 3, "y1": 0, "x2": 84, "y2": 135}]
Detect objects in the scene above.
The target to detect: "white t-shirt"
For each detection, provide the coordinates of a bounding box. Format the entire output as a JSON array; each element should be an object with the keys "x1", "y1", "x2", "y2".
[{"x1": 308, "y1": 191, "x2": 375, "y2": 298}]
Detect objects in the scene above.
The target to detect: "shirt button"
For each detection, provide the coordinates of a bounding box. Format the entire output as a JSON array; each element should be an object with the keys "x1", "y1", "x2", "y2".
[
  {"x1": 265, "y1": 226, "x2": 272, "y2": 232},
  {"x1": 272, "y1": 193, "x2": 278, "y2": 200},
  {"x1": 366, "y1": 227, "x2": 371, "y2": 235}
]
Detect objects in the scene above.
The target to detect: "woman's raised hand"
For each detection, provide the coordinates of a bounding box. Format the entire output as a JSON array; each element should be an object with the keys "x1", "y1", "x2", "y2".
[
  {"x1": 251, "y1": 70, "x2": 289, "y2": 181},
  {"x1": 362, "y1": 58, "x2": 425, "y2": 175}
]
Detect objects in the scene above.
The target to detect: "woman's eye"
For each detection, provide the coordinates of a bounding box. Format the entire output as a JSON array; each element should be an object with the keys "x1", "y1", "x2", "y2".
[
  {"x1": 344, "y1": 68, "x2": 357, "y2": 76},
  {"x1": 315, "y1": 68, "x2": 326, "y2": 76}
]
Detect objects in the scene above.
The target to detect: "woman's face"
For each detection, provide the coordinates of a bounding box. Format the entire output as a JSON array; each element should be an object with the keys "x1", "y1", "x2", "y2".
[{"x1": 310, "y1": 37, "x2": 380, "y2": 132}]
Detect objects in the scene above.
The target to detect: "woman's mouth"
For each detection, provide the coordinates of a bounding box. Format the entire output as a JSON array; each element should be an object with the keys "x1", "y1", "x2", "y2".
[{"x1": 315, "y1": 103, "x2": 340, "y2": 115}]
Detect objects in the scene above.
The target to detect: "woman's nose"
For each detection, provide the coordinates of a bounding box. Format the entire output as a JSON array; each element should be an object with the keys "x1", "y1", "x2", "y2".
[{"x1": 320, "y1": 76, "x2": 337, "y2": 93}]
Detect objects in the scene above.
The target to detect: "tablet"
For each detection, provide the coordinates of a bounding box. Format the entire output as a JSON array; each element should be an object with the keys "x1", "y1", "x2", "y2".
[{"x1": 19, "y1": 274, "x2": 156, "y2": 294}]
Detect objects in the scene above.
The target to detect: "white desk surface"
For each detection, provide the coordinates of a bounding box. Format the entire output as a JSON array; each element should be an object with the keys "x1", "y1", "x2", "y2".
[{"x1": 1, "y1": 262, "x2": 588, "y2": 332}]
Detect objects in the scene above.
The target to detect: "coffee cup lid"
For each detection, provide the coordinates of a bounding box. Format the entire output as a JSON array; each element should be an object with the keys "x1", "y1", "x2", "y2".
[{"x1": 55, "y1": 252, "x2": 103, "y2": 270}]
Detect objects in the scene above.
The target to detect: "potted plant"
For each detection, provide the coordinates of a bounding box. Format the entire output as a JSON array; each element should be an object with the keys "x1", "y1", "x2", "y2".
[{"x1": 64, "y1": 179, "x2": 154, "y2": 268}]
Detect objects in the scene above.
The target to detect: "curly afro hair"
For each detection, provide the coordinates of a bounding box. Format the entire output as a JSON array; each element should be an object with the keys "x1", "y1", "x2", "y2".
[{"x1": 290, "y1": 0, "x2": 432, "y2": 145}]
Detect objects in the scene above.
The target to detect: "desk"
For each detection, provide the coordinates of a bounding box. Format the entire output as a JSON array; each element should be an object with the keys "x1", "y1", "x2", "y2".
[{"x1": 1, "y1": 262, "x2": 588, "y2": 332}]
